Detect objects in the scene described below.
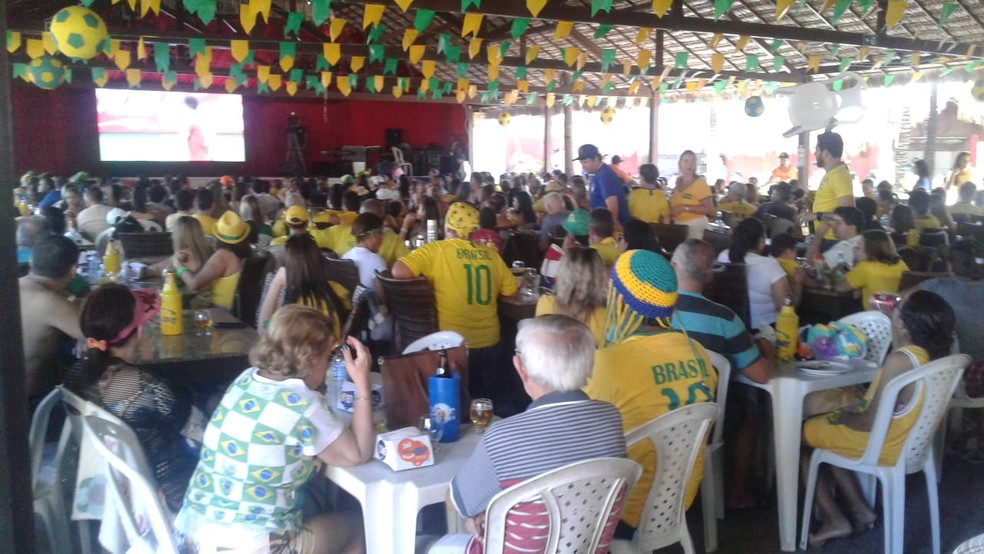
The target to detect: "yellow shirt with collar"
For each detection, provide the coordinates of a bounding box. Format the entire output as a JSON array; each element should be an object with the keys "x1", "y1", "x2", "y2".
[
  {"x1": 716, "y1": 200, "x2": 757, "y2": 219},
  {"x1": 590, "y1": 237, "x2": 621, "y2": 267},
  {"x1": 845, "y1": 259, "x2": 909, "y2": 310},
  {"x1": 670, "y1": 178, "x2": 712, "y2": 222},
  {"x1": 813, "y1": 164, "x2": 853, "y2": 214},
  {"x1": 628, "y1": 188, "x2": 670, "y2": 224}
]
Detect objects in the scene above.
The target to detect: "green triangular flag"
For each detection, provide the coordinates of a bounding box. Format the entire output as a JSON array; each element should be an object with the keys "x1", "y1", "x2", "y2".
[
  {"x1": 6, "y1": 31, "x2": 16, "y2": 51},
  {"x1": 594, "y1": 24, "x2": 614, "y2": 39},
  {"x1": 257, "y1": 81, "x2": 270, "y2": 93},
  {"x1": 154, "y1": 42, "x2": 170, "y2": 72},
  {"x1": 479, "y1": 92, "x2": 491, "y2": 103},
  {"x1": 770, "y1": 39, "x2": 782, "y2": 54},
  {"x1": 746, "y1": 54, "x2": 759, "y2": 71},
  {"x1": 500, "y1": 41, "x2": 511, "y2": 58},
  {"x1": 366, "y1": 76, "x2": 378, "y2": 93},
  {"x1": 445, "y1": 45, "x2": 461, "y2": 63},
  {"x1": 462, "y1": 0, "x2": 481, "y2": 10},
  {"x1": 514, "y1": 66, "x2": 526, "y2": 79},
  {"x1": 941, "y1": 66, "x2": 956, "y2": 76},
  {"x1": 367, "y1": 24, "x2": 386, "y2": 43},
  {"x1": 965, "y1": 59, "x2": 984, "y2": 72},
  {"x1": 546, "y1": 80, "x2": 557, "y2": 92},
  {"x1": 764, "y1": 81, "x2": 780, "y2": 94},
  {"x1": 602, "y1": 81, "x2": 613, "y2": 93},
  {"x1": 193, "y1": 77, "x2": 204, "y2": 91},
  {"x1": 163, "y1": 70, "x2": 177, "y2": 84},
  {"x1": 832, "y1": 79, "x2": 843, "y2": 91},
  {"x1": 659, "y1": 82, "x2": 668, "y2": 94},
  {"x1": 856, "y1": 0, "x2": 872, "y2": 10},
  {"x1": 601, "y1": 49, "x2": 616, "y2": 72},
  {"x1": 415, "y1": 10, "x2": 436, "y2": 33},
  {"x1": 883, "y1": 50, "x2": 897, "y2": 66},
  {"x1": 369, "y1": 44, "x2": 385, "y2": 63},
  {"x1": 419, "y1": 89, "x2": 428, "y2": 100},
  {"x1": 884, "y1": 74, "x2": 896, "y2": 86},
  {"x1": 456, "y1": 63, "x2": 469, "y2": 77},
  {"x1": 280, "y1": 42, "x2": 296, "y2": 63},
  {"x1": 562, "y1": 94, "x2": 573, "y2": 106},
  {"x1": 384, "y1": 58, "x2": 398, "y2": 75},
  {"x1": 831, "y1": 0, "x2": 851, "y2": 24},
  {"x1": 285, "y1": 12, "x2": 304, "y2": 37},
  {"x1": 772, "y1": 55, "x2": 784, "y2": 71},
  {"x1": 316, "y1": 55, "x2": 331, "y2": 72},
  {"x1": 431, "y1": 87, "x2": 442, "y2": 100},
  {"x1": 838, "y1": 57, "x2": 852, "y2": 72},
  {"x1": 104, "y1": 35, "x2": 113, "y2": 55},
  {"x1": 673, "y1": 74, "x2": 685, "y2": 89},
  {"x1": 81, "y1": 0, "x2": 95, "y2": 5},
  {"x1": 713, "y1": 0, "x2": 734, "y2": 21},
  {"x1": 312, "y1": 81, "x2": 325, "y2": 94},
  {"x1": 510, "y1": 18, "x2": 529, "y2": 40},
  {"x1": 674, "y1": 52, "x2": 689, "y2": 69},
  {"x1": 399, "y1": 77, "x2": 408, "y2": 90},
  {"x1": 714, "y1": 80, "x2": 727, "y2": 94},
  {"x1": 91, "y1": 66, "x2": 105, "y2": 83},
  {"x1": 939, "y1": 2, "x2": 958, "y2": 27},
  {"x1": 183, "y1": 0, "x2": 200, "y2": 15},
  {"x1": 289, "y1": 68, "x2": 302, "y2": 82},
  {"x1": 348, "y1": 73, "x2": 358, "y2": 89},
  {"x1": 487, "y1": 79, "x2": 498, "y2": 93},
  {"x1": 196, "y1": 0, "x2": 216, "y2": 25},
  {"x1": 306, "y1": 75, "x2": 317, "y2": 89},
  {"x1": 591, "y1": 0, "x2": 612, "y2": 16},
  {"x1": 229, "y1": 63, "x2": 245, "y2": 81},
  {"x1": 242, "y1": 51, "x2": 255, "y2": 66},
  {"x1": 526, "y1": 92, "x2": 538, "y2": 105},
  {"x1": 188, "y1": 38, "x2": 207, "y2": 58},
  {"x1": 572, "y1": 70, "x2": 583, "y2": 81},
  {"x1": 311, "y1": 0, "x2": 331, "y2": 26},
  {"x1": 437, "y1": 34, "x2": 451, "y2": 54},
  {"x1": 443, "y1": 82, "x2": 453, "y2": 94}
]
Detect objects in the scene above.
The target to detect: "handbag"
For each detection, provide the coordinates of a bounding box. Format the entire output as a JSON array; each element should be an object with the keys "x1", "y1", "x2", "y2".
[{"x1": 378, "y1": 346, "x2": 471, "y2": 430}]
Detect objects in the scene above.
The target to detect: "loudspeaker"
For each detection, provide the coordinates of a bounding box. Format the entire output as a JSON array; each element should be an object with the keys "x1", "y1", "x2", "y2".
[{"x1": 385, "y1": 128, "x2": 403, "y2": 148}]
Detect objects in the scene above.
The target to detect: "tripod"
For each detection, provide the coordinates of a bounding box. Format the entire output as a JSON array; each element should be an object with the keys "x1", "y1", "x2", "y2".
[{"x1": 286, "y1": 129, "x2": 306, "y2": 177}]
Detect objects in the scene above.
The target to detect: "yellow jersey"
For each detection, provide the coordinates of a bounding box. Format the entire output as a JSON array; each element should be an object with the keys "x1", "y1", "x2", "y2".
[
  {"x1": 584, "y1": 331, "x2": 717, "y2": 527},
  {"x1": 194, "y1": 214, "x2": 218, "y2": 237},
  {"x1": 813, "y1": 164, "x2": 853, "y2": 214},
  {"x1": 210, "y1": 272, "x2": 240, "y2": 309},
  {"x1": 845, "y1": 259, "x2": 909, "y2": 310},
  {"x1": 670, "y1": 178, "x2": 712, "y2": 222},
  {"x1": 590, "y1": 237, "x2": 621, "y2": 267},
  {"x1": 399, "y1": 238, "x2": 517, "y2": 348},
  {"x1": 915, "y1": 215, "x2": 942, "y2": 230},
  {"x1": 950, "y1": 202, "x2": 983, "y2": 217},
  {"x1": 309, "y1": 226, "x2": 336, "y2": 251},
  {"x1": 535, "y1": 294, "x2": 608, "y2": 348},
  {"x1": 323, "y1": 225, "x2": 356, "y2": 255},
  {"x1": 377, "y1": 230, "x2": 409, "y2": 269},
  {"x1": 628, "y1": 188, "x2": 670, "y2": 224},
  {"x1": 336, "y1": 211, "x2": 358, "y2": 227},
  {"x1": 717, "y1": 200, "x2": 757, "y2": 219}
]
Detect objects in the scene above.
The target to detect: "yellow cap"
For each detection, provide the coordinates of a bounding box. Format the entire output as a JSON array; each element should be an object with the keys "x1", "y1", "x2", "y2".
[{"x1": 285, "y1": 205, "x2": 309, "y2": 225}]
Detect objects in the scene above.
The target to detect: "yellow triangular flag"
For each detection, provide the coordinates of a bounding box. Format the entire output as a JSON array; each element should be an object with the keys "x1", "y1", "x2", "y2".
[
  {"x1": 126, "y1": 69, "x2": 141, "y2": 87},
  {"x1": 652, "y1": 0, "x2": 672, "y2": 17},
  {"x1": 26, "y1": 38, "x2": 44, "y2": 59},
  {"x1": 126, "y1": 0, "x2": 137, "y2": 10},
  {"x1": 527, "y1": 0, "x2": 548, "y2": 17},
  {"x1": 419, "y1": 78, "x2": 430, "y2": 93},
  {"x1": 660, "y1": 66, "x2": 672, "y2": 80},
  {"x1": 93, "y1": 71, "x2": 109, "y2": 87},
  {"x1": 544, "y1": 68, "x2": 556, "y2": 83},
  {"x1": 115, "y1": 50, "x2": 132, "y2": 71},
  {"x1": 280, "y1": 55, "x2": 294, "y2": 72},
  {"x1": 545, "y1": 92, "x2": 556, "y2": 108},
  {"x1": 686, "y1": 80, "x2": 699, "y2": 93},
  {"x1": 796, "y1": 41, "x2": 807, "y2": 53},
  {"x1": 711, "y1": 53, "x2": 725, "y2": 73},
  {"x1": 268, "y1": 74, "x2": 282, "y2": 91},
  {"x1": 776, "y1": 0, "x2": 794, "y2": 20},
  {"x1": 403, "y1": 29, "x2": 418, "y2": 51},
  {"x1": 488, "y1": 64, "x2": 500, "y2": 80},
  {"x1": 161, "y1": 72, "x2": 176, "y2": 90},
  {"x1": 395, "y1": 0, "x2": 414, "y2": 11},
  {"x1": 635, "y1": 28, "x2": 651, "y2": 46},
  {"x1": 505, "y1": 90, "x2": 519, "y2": 106},
  {"x1": 6, "y1": 31, "x2": 20, "y2": 54},
  {"x1": 141, "y1": 0, "x2": 161, "y2": 17},
  {"x1": 457, "y1": 90, "x2": 466, "y2": 103},
  {"x1": 487, "y1": 45, "x2": 502, "y2": 64},
  {"x1": 622, "y1": 60, "x2": 632, "y2": 77},
  {"x1": 330, "y1": 18, "x2": 347, "y2": 42},
  {"x1": 709, "y1": 33, "x2": 723, "y2": 50},
  {"x1": 199, "y1": 73, "x2": 213, "y2": 89},
  {"x1": 525, "y1": 44, "x2": 540, "y2": 64},
  {"x1": 650, "y1": 77, "x2": 661, "y2": 90},
  {"x1": 363, "y1": 4, "x2": 385, "y2": 29},
  {"x1": 857, "y1": 47, "x2": 869, "y2": 61},
  {"x1": 807, "y1": 55, "x2": 821, "y2": 72},
  {"x1": 578, "y1": 95, "x2": 587, "y2": 107},
  {"x1": 195, "y1": 49, "x2": 212, "y2": 76},
  {"x1": 42, "y1": 32, "x2": 56, "y2": 55},
  {"x1": 137, "y1": 37, "x2": 147, "y2": 60},
  {"x1": 321, "y1": 71, "x2": 333, "y2": 88},
  {"x1": 240, "y1": 2, "x2": 258, "y2": 34},
  {"x1": 468, "y1": 38, "x2": 483, "y2": 60},
  {"x1": 885, "y1": 0, "x2": 906, "y2": 28},
  {"x1": 588, "y1": 96, "x2": 598, "y2": 108},
  {"x1": 225, "y1": 78, "x2": 238, "y2": 93},
  {"x1": 572, "y1": 80, "x2": 585, "y2": 93},
  {"x1": 517, "y1": 80, "x2": 529, "y2": 92},
  {"x1": 563, "y1": 47, "x2": 579, "y2": 67},
  {"x1": 554, "y1": 21, "x2": 574, "y2": 41},
  {"x1": 821, "y1": 0, "x2": 836, "y2": 13},
  {"x1": 257, "y1": 65, "x2": 271, "y2": 83},
  {"x1": 911, "y1": 70, "x2": 924, "y2": 82},
  {"x1": 421, "y1": 60, "x2": 436, "y2": 78},
  {"x1": 286, "y1": 81, "x2": 298, "y2": 96},
  {"x1": 109, "y1": 39, "x2": 121, "y2": 56},
  {"x1": 231, "y1": 40, "x2": 250, "y2": 63},
  {"x1": 462, "y1": 13, "x2": 483, "y2": 37},
  {"x1": 736, "y1": 36, "x2": 750, "y2": 52},
  {"x1": 468, "y1": 84, "x2": 477, "y2": 99},
  {"x1": 577, "y1": 52, "x2": 587, "y2": 70},
  {"x1": 393, "y1": 86, "x2": 404, "y2": 99},
  {"x1": 697, "y1": 78, "x2": 707, "y2": 89},
  {"x1": 910, "y1": 52, "x2": 920, "y2": 67},
  {"x1": 250, "y1": 0, "x2": 272, "y2": 23},
  {"x1": 351, "y1": 56, "x2": 365, "y2": 72},
  {"x1": 637, "y1": 50, "x2": 651, "y2": 69},
  {"x1": 457, "y1": 77, "x2": 470, "y2": 92},
  {"x1": 324, "y1": 43, "x2": 341, "y2": 65},
  {"x1": 628, "y1": 80, "x2": 641, "y2": 94},
  {"x1": 409, "y1": 45, "x2": 426, "y2": 63}
]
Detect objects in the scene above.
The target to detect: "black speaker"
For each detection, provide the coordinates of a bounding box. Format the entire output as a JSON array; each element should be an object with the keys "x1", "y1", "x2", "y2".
[{"x1": 385, "y1": 128, "x2": 403, "y2": 148}]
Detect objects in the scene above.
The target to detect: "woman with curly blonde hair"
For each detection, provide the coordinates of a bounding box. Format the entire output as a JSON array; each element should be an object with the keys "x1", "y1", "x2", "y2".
[{"x1": 535, "y1": 247, "x2": 609, "y2": 347}]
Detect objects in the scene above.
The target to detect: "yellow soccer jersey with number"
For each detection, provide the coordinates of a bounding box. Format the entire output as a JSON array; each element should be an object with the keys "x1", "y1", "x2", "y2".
[
  {"x1": 584, "y1": 331, "x2": 717, "y2": 528},
  {"x1": 399, "y1": 238, "x2": 517, "y2": 348}
]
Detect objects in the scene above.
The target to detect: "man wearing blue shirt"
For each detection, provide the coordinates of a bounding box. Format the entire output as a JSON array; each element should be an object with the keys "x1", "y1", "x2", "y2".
[{"x1": 575, "y1": 144, "x2": 628, "y2": 229}]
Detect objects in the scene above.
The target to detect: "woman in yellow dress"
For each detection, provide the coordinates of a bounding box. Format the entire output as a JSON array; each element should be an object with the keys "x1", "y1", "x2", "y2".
[
  {"x1": 535, "y1": 247, "x2": 609, "y2": 347},
  {"x1": 801, "y1": 290, "x2": 956, "y2": 546},
  {"x1": 171, "y1": 211, "x2": 250, "y2": 309},
  {"x1": 670, "y1": 150, "x2": 715, "y2": 239}
]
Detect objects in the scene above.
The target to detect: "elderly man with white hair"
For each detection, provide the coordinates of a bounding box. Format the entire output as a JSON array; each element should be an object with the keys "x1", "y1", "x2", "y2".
[
  {"x1": 442, "y1": 314, "x2": 627, "y2": 552},
  {"x1": 537, "y1": 190, "x2": 570, "y2": 252}
]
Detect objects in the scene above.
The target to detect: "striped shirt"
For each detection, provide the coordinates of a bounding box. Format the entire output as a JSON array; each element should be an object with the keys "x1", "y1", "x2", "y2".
[
  {"x1": 671, "y1": 290, "x2": 761, "y2": 372},
  {"x1": 450, "y1": 390, "x2": 626, "y2": 519}
]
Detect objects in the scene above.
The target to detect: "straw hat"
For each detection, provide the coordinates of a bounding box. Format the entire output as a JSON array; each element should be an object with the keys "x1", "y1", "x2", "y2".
[{"x1": 215, "y1": 211, "x2": 249, "y2": 244}]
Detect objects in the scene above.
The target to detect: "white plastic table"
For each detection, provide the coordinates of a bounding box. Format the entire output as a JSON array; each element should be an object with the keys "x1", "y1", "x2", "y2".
[
  {"x1": 324, "y1": 429, "x2": 481, "y2": 554},
  {"x1": 736, "y1": 359, "x2": 878, "y2": 552}
]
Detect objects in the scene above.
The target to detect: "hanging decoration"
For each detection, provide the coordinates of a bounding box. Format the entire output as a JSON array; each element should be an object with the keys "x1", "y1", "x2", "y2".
[
  {"x1": 49, "y1": 6, "x2": 108, "y2": 60},
  {"x1": 363, "y1": 4, "x2": 385, "y2": 29},
  {"x1": 885, "y1": 0, "x2": 906, "y2": 28},
  {"x1": 939, "y1": 2, "x2": 957, "y2": 27},
  {"x1": 971, "y1": 79, "x2": 984, "y2": 102},
  {"x1": 600, "y1": 105, "x2": 616, "y2": 125},
  {"x1": 27, "y1": 55, "x2": 66, "y2": 89},
  {"x1": 311, "y1": 0, "x2": 330, "y2": 25},
  {"x1": 462, "y1": 13, "x2": 483, "y2": 37},
  {"x1": 527, "y1": 0, "x2": 548, "y2": 17},
  {"x1": 776, "y1": 0, "x2": 794, "y2": 20},
  {"x1": 652, "y1": 0, "x2": 672, "y2": 17},
  {"x1": 744, "y1": 95, "x2": 764, "y2": 117},
  {"x1": 497, "y1": 112, "x2": 511, "y2": 126},
  {"x1": 713, "y1": 0, "x2": 734, "y2": 20}
]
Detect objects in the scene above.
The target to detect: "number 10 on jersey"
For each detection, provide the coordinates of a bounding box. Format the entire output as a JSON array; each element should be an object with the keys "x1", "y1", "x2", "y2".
[{"x1": 463, "y1": 263, "x2": 492, "y2": 305}]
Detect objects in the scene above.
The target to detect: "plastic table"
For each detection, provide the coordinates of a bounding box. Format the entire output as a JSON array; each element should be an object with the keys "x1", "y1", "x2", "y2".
[
  {"x1": 324, "y1": 429, "x2": 481, "y2": 554},
  {"x1": 736, "y1": 358, "x2": 878, "y2": 552}
]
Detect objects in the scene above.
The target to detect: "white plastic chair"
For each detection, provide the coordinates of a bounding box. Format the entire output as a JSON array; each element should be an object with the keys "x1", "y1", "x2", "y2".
[
  {"x1": 799, "y1": 353, "x2": 971, "y2": 554},
  {"x1": 839, "y1": 310, "x2": 893, "y2": 365},
  {"x1": 429, "y1": 457, "x2": 641, "y2": 554},
  {"x1": 30, "y1": 388, "x2": 74, "y2": 554},
  {"x1": 700, "y1": 352, "x2": 731, "y2": 552},
  {"x1": 82, "y1": 413, "x2": 179, "y2": 554},
  {"x1": 402, "y1": 330, "x2": 465, "y2": 355},
  {"x1": 392, "y1": 146, "x2": 413, "y2": 177},
  {"x1": 609, "y1": 402, "x2": 720, "y2": 554},
  {"x1": 954, "y1": 532, "x2": 984, "y2": 554}
]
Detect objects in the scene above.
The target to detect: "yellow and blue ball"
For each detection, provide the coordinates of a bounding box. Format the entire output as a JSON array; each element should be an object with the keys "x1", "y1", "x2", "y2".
[
  {"x1": 27, "y1": 56, "x2": 66, "y2": 90},
  {"x1": 600, "y1": 105, "x2": 616, "y2": 125},
  {"x1": 50, "y1": 6, "x2": 109, "y2": 61},
  {"x1": 744, "y1": 95, "x2": 765, "y2": 117},
  {"x1": 971, "y1": 79, "x2": 984, "y2": 102},
  {"x1": 497, "y1": 112, "x2": 511, "y2": 127}
]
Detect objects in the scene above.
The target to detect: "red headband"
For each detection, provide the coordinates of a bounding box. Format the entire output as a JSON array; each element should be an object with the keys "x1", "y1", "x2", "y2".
[{"x1": 86, "y1": 289, "x2": 162, "y2": 349}]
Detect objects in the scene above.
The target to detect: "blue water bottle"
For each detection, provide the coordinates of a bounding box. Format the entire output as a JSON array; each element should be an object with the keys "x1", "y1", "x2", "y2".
[{"x1": 427, "y1": 351, "x2": 460, "y2": 443}]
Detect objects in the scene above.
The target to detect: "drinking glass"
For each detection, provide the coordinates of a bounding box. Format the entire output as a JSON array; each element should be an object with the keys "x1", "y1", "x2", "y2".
[
  {"x1": 470, "y1": 398, "x2": 494, "y2": 434},
  {"x1": 193, "y1": 309, "x2": 213, "y2": 336},
  {"x1": 418, "y1": 413, "x2": 444, "y2": 453}
]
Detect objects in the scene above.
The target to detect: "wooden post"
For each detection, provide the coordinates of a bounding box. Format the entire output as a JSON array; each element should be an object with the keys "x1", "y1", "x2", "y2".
[
  {"x1": 0, "y1": 3, "x2": 34, "y2": 552},
  {"x1": 564, "y1": 103, "x2": 573, "y2": 175},
  {"x1": 544, "y1": 105, "x2": 552, "y2": 172},
  {"x1": 466, "y1": 104, "x2": 474, "y2": 178}
]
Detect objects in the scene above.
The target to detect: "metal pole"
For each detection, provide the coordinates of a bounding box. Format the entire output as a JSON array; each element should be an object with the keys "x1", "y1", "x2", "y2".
[
  {"x1": 563, "y1": 103, "x2": 573, "y2": 176},
  {"x1": 543, "y1": 105, "x2": 552, "y2": 172}
]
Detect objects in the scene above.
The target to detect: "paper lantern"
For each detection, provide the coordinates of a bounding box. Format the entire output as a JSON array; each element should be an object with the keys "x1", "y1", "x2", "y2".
[
  {"x1": 744, "y1": 95, "x2": 764, "y2": 117},
  {"x1": 972, "y1": 79, "x2": 984, "y2": 102},
  {"x1": 27, "y1": 56, "x2": 66, "y2": 90},
  {"x1": 600, "y1": 105, "x2": 616, "y2": 125},
  {"x1": 497, "y1": 112, "x2": 511, "y2": 126},
  {"x1": 50, "y1": 6, "x2": 109, "y2": 60}
]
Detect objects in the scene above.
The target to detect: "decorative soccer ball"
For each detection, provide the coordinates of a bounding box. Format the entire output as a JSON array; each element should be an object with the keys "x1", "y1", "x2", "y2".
[
  {"x1": 600, "y1": 105, "x2": 616, "y2": 125},
  {"x1": 744, "y1": 95, "x2": 765, "y2": 117},
  {"x1": 972, "y1": 79, "x2": 984, "y2": 102},
  {"x1": 50, "y1": 6, "x2": 109, "y2": 61},
  {"x1": 497, "y1": 112, "x2": 511, "y2": 127},
  {"x1": 27, "y1": 56, "x2": 66, "y2": 90}
]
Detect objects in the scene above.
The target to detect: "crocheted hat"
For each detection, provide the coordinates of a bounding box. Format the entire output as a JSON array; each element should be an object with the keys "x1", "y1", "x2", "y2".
[
  {"x1": 446, "y1": 202, "x2": 479, "y2": 236},
  {"x1": 215, "y1": 211, "x2": 249, "y2": 244},
  {"x1": 606, "y1": 249, "x2": 678, "y2": 345}
]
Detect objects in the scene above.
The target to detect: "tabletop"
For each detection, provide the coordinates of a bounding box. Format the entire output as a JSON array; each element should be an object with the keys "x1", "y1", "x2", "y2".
[
  {"x1": 799, "y1": 286, "x2": 862, "y2": 324},
  {"x1": 499, "y1": 293, "x2": 538, "y2": 322}
]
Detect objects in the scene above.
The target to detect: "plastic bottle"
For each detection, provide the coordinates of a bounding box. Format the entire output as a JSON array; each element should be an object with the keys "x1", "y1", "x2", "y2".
[
  {"x1": 775, "y1": 296, "x2": 799, "y2": 361},
  {"x1": 830, "y1": 251, "x2": 850, "y2": 285},
  {"x1": 103, "y1": 241, "x2": 121, "y2": 276},
  {"x1": 160, "y1": 270, "x2": 183, "y2": 336},
  {"x1": 328, "y1": 352, "x2": 348, "y2": 411},
  {"x1": 86, "y1": 250, "x2": 100, "y2": 282},
  {"x1": 428, "y1": 351, "x2": 460, "y2": 443}
]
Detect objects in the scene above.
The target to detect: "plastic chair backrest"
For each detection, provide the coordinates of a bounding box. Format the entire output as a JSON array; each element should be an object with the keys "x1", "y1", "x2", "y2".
[
  {"x1": 624, "y1": 402, "x2": 718, "y2": 551},
  {"x1": 402, "y1": 331, "x2": 465, "y2": 354},
  {"x1": 859, "y1": 354, "x2": 969, "y2": 470},
  {"x1": 706, "y1": 352, "x2": 731, "y2": 447},
  {"x1": 391, "y1": 146, "x2": 405, "y2": 165},
  {"x1": 30, "y1": 388, "x2": 63, "y2": 485},
  {"x1": 838, "y1": 311, "x2": 893, "y2": 365},
  {"x1": 482, "y1": 458, "x2": 642, "y2": 554},
  {"x1": 82, "y1": 414, "x2": 178, "y2": 554}
]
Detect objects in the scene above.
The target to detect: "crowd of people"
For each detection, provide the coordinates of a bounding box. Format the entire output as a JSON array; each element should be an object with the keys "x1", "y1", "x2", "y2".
[{"x1": 12, "y1": 130, "x2": 984, "y2": 552}]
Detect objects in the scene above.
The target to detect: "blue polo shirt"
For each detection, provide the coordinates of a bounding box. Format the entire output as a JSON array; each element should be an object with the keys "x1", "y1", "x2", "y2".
[{"x1": 588, "y1": 164, "x2": 629, "y2": 224}]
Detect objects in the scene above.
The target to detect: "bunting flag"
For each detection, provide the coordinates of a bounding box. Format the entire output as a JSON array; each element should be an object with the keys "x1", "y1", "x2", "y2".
[
  {"x1": 421, "y1": 60, "x2": 436, "y2": 78},
  {"x1": 198, "y1": 72, "x2": 213, "y2": 89},
  {"x1": 525, "y1": 44, "x2": 540, "y2": 64},
  {"x1": 324, "y1": 43, "x2": 341, "y2": 65},
  {"x1": 395, "y1": 0, "x2": 414, "y2": 11},
  {"x1": 314, "y1": 55, "x2": 329, "y2": 71},
  {"x1": 188, "y1": 38, "x2": 206, "y2": 58},
  {"x1": 708, "y1": 33, "x2": 723, "y2": 50},
  {"x1": 369, "y1": 44, "x2": 384, "y2": 63},
  {"x1": 38, "y1": 33, "x2": 54, "y2": 55},
  {"x1": 515, "y1": 66, "x2": 526, "y2": 79},
  {"x1": 628, "y1": 80, "x2": 641, "y2": 94},
  {"x1": 577, "y1": 52, "x2": 587, "y2": 70},
  {"x1": 563, "y1": 47, "x2": 580, "y2": 67},
  {"x1": 141, "y1": 0, "x2": 161, "y2": 16},
  {"x1": 126, "y1": 68, "x2": 141, "y2": 88},
  {"x1": 572, "y1": 80, "x2": 585, "y2": 93},
  {"x1": 830, "y1": 0, "x2": 852, "y2": 23},
  {"x1": 414, "y1": 9, "x2": 436, "y2": 32},
  {"x1": 311, "y1": 0, "x2": 330, "y2": 25},
  {"x1": 885, "y1": 0, "x2": 906, "y2": 28},
  {"x1": 776, "y1": 0, "x2": 794, "y2": 20},
  {"x1": 256, "y1": 81, "x2": 269, "y2": 94},
  {"x1": 637, "y1": 50, "x2": 651, "y2": 70},
  {"x1": 711, "y1": 52, "x2": 725, "y2": 73},
  {"x1": 487, "y1": 45, "x2": 502, "y2": 64},
  {"x1": 268, "y1": 74, "x2": 282, "y2": 91},
  {"x1": 674, "y1": 52, "x2": 688, "y2": 69},
  {"x1": 114, "y1": 49, "x2": 132, "y2": 71},
  {"x1": 367, "y1": 23, "x2": 386, "y2": 43},
  {"x1": 25, "y1": 38, "x2": 43, "y2": 59},
  {"x1": 285, "y1": 11, "x2": 303, "y2": 37},
  {"x1": 279, "y1": 42, "x2": 296, "y2": 72},
  {"x1": 457, "y1": 77, "x2": 469, "y2": 92},
  {"x1": 884, "y1": 74, "x2": 896, "y2": 86},
  {"x1": 402, "y1": 29, "x2": 418, "y2": 51},
  {"x1": 488, "y1": 64, "x2": 500, "y2": 80},
  {"x1": 330, "y1": 18, "x2": 347, "y2": 42},
  {"x1": 807, "y1": 55, "x2": 821, "y2": 72},
  {"x1": 594, "y1": 24, "x2": 614, "y2": 39},
  {"x1": 446, "y1": 45, "x2": 461, "y2": 63},
  {"x1": 321, "y1": 71, "x2": 333, "y2": 88},
  {"x1": 6, "y1": 31, "x2": 21, "y2": 54},
  {"x1": 363, "y1": 4, "x2": 384, "y2": 29},
  {"x1": 286, "y1": 81, "x2": 299, "y2": 96},
  {"x1": 746, "y1": 54, "x2": 759, "y2": 71},
  {"x1": 836, "y1": 57, "x2": 850, "y2": 71},
  {"x1": 770, "y1": 39, "x2": 782, "y2": 54},
  {"x1": 652, "y1": 0, "x2": 672, "y2": 17},
  {"x1": 351, "y1": 56, "x2": 365, "y2": 72},
  {"x1": 820, "y1": 0, "x2": 836, "y2": 13},
  {"x1": 736, "y1": 35, "x2": 750, "y2": 52},
  {"x1": 554, "y1": 21, "x2": 574, "y2": 41},
  {"x1": 714, "y1": 0, "x2": 734, "y2": 20},
  {"x1": 92, "y1": 67, "x2": 108, "y2": 86},
  {"x1": 511, "y1": 18, "x2": 530, "y2": 39},
  {"x1": 154, "y1": 43, "x2": 170, "y2": 72},
  {"x1": 194, "y1": 47, "x2": 212, "y2": 77},
  {"x1": 713, "y1": 80, "x2": 726, "y2": 94},
  {"x1": 526, "y1": 92, "x2": 538, "y2": 105},
  {"x1": 517, "y1": 79, "x2": 529, "y2": 92},
  {"x1": 544, "y1": 67, "x2": 556, "y2": 85},
  {"x1": 161, "y1": 70, "x2": 176, "y2": 90},
  {"x1": 197, "y1": 0, "x2": 217, "y2": 24},
  {"x1": 592, "y1": 0, "x2": 612, "y2": 15},
  {"x1": 409, "y1": 45, "x2": 426, "y2": 63},
  {"x1": 419, "y1": 77, "x2": 430, "y2": 93},
  {"x1": 257, "y1": 64, "x2": 271, "y2": 82},
  {"x1": 622, "y1": 59, "x2": 632, "y2": 76},
  {"x1": 456, "y1": 63, "x2": 469, "y2": 77},
  {"x1": 462, "y1": 13, "x2": 483, "y2": 37},
  {"x1": 468, "y1": 38, "x2": 483, "y2": 59},
  {"x1": 601, "y1": 49, "x2": 616, "y2": 72},
  {"x1": 365, "y1": 76, "x2": 378, "y2": 93},
  {"x1": 939, "y1": 3, "x2": 957, "y2": 27},
  {"x1": 505, "y1": 89, "x2": 519, "y2": 106},
  {"x1": 772, "y1": 54, "x2": 784, "y2": 71},
  {"x1": 137, "y1": 37, "x2": 147, "y2": 60},
  {"x1": 468, "y1": 84, "x2": 477, "y2": 98},
  {"x1": 527, "y1": 0, "x2": 547, "y2": 17}
]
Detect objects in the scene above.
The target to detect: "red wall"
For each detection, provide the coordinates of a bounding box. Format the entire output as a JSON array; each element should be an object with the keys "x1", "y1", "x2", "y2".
[{"x1": 10, "y1": 84, "x2": 467, "y2": 177}]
